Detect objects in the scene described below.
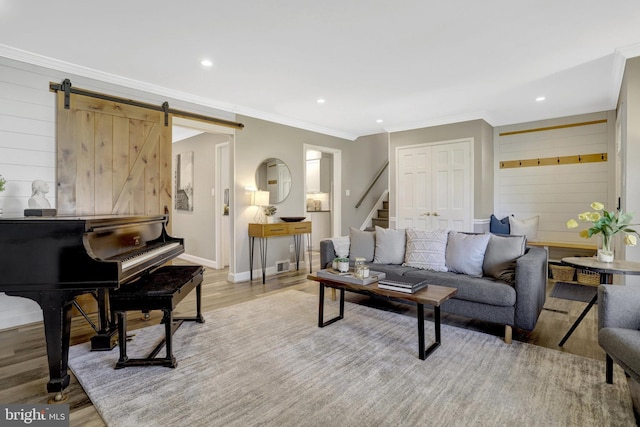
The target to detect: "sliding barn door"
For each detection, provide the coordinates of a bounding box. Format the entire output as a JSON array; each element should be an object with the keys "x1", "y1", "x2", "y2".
[{"x1": 56, "y1": 92, "x2": 172, "y2": 218}]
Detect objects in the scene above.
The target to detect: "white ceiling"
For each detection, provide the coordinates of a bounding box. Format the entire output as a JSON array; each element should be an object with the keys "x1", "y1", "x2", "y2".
[{"x1": 1, "y1": 0, "x2": 640, "y2": 140}]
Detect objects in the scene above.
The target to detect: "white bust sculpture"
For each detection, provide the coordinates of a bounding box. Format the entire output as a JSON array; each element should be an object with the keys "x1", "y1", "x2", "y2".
[{"x1": 28, "y1": 180, "x2": 52, "y2": 209}]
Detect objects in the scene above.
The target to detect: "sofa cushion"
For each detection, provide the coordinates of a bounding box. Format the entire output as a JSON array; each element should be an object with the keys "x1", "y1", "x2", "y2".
[
  {"x1": 510, "y1": 215, "x2": 539, "y2": 242},
  {"x1": 349, "y1": 227, "x2": 375, "y2": 261},
  {"x1": 490, "y1": 214, "x2": 510, "y2": 234},
  {"x1": 403, "y1": 228, "x2": 448, "y2": 272},
  {"x1": 445, "y1": 231, "x2": 490, "y2": 277},
  {"x1": 374, "y1": 226, "x2": 406, "y2": 264},
  {"x1": 402, "y1": 268, "x2": 516, "y2": 307},
  {"x1": 483, "y1": 234, "x2": 526, "y2": 284}
]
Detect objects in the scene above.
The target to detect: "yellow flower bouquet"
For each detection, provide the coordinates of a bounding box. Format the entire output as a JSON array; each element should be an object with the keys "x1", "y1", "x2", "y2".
[{"x1": 567, "y1": 202, "x2": 638, "y2": 262}]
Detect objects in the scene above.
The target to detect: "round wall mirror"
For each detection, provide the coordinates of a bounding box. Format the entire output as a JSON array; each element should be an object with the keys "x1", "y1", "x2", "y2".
[{"x1": 255, "y1": 158, "x2": 292, "y2": 204}]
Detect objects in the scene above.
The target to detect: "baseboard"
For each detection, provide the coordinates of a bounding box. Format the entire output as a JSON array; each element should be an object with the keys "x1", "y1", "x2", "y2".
[{"x1": 178, "y1": 253, "x2": 217, "y2": 269}]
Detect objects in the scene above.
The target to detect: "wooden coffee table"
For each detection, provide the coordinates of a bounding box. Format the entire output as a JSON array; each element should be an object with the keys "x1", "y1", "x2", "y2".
[{"x1": 308, "y1": 273, "x2": 457, "y2": 360}]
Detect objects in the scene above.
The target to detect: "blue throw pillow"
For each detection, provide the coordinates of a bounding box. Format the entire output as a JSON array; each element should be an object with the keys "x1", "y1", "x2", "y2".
[{"x1": 490, "y1": 214, "x2": 510, "y2": 234}]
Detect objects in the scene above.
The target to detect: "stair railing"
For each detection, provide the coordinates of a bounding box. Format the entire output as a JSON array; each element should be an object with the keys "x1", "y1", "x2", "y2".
[{"x1": 355, "y1": 161, "x2": 389, "y2": 209}]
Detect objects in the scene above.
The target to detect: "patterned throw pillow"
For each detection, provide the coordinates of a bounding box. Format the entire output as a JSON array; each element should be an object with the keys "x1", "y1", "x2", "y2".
[{"x1": 403, "y1": 228, "x2": 449, "y2": 272}]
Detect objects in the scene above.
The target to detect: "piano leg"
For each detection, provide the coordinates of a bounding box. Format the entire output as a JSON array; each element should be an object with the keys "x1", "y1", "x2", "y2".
[
  {"x1": 91, "y1": 288, "x2": 118, "y2": 351},
  {"x1": 6, "y1": 290, "x2": 78, "y2": 395},
  {"x1": 41, "y1": 292, "x2": 74, "y2": 394}
]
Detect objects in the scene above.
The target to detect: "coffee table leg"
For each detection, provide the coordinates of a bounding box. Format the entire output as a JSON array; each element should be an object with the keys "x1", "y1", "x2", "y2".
[
  {"x1": 418, "y1": 304, "x2": 441, "y2": 360},
  {"x1": 318, "y1": 283, "x2": 344, "y2": 327}
]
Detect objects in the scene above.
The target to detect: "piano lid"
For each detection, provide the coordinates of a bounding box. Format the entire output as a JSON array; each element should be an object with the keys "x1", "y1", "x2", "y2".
[{"x1": 0, "y1": 214, "x2": 181, "y2": 291}]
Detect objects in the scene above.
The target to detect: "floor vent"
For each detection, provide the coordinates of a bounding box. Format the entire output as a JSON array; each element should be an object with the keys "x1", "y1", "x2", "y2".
[{"x1": 276, "y1": 260, "x2": 290, "y2": 273}]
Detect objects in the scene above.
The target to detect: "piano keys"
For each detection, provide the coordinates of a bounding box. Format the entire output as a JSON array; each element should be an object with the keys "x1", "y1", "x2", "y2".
[{"x1": 0, "y1": 214, "x2": 184, "y2": 396}]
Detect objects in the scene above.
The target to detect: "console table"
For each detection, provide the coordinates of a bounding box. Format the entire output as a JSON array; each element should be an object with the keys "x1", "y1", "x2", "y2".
[{"x1": 249, "y1": 221, "x2": 312, "y2": 284}]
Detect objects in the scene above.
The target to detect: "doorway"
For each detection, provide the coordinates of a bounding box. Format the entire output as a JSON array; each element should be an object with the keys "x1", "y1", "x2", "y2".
[
  {"x1": 304, "y1": 144, "x2": 342, "y2": 246},
  {"x1": 172, "y1": 117, "x2": 234, "y2": 268}
]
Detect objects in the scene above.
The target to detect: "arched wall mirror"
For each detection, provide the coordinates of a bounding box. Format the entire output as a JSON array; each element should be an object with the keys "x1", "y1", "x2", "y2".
[{"x1": 255, "y1": 158, "x2": 292, "y2": 204}]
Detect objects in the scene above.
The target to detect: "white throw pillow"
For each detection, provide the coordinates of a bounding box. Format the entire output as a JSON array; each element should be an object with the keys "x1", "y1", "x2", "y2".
[
  {"x1": 330, "y1": 236, "x2": 350, "y2": 258},
  {"x1": 374, "y1": 226, "x2": 406, "y2": 264},
  {"x1": 445, "y1": 231, "x2": 491, "y2": 277},
  {"x1": 403, "y1": 228, "x2": 449, "y2": 272},
  {"x1": 510, "y1": 215, "x2": 539, "y2": 242}
]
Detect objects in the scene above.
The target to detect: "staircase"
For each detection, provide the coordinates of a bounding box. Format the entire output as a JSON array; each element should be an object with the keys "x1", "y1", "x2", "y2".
[{"x1": 371, "y1": 201, "x2": 389, "y2": 229}]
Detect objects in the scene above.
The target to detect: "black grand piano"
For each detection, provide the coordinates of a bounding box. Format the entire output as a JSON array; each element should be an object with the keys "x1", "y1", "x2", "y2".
[{"x1": 0, "y1": 214, "x2": 184, "y2": 397}]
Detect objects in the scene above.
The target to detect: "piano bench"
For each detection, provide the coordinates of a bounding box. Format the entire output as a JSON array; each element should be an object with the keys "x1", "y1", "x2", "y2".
[{"x1": 109, "y1": 265, "x2": 205, "y2": 369}]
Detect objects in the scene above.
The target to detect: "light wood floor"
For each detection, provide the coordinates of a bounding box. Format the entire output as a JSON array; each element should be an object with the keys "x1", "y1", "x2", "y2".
[{"x1": 0, "y1": 255, "x2": 603, "y2": 426}]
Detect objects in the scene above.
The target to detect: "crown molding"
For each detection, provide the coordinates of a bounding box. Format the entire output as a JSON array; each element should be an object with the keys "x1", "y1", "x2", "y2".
[
  {"x1": 383, "y1": 111, "x2": 490, "y2": 134},
  {"x1": 0, "y1": 44, "x2": 357, "y2": 141},
  {"x1": 618, "y1": 42, "x2": 640, "y2": 60}
]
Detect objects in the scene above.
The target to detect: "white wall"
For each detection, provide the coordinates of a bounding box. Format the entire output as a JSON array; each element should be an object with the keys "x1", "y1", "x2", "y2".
[{"x1": 494, "y1": 111, "x2": 615, "y2": 244}]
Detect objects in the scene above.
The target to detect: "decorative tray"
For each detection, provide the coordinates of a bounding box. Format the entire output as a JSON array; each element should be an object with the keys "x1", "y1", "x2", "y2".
[
  {"x1": 316, "y1": 269, "x2": 386, "y2": 286},
  {"x1": 280, "y1": 217, "x2": 306, "y2": 222}
]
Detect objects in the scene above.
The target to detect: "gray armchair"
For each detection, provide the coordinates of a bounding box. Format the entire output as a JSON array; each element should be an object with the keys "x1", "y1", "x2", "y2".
[{"x1": 598, "y1": 284, "x2": 640, "y2": 384}]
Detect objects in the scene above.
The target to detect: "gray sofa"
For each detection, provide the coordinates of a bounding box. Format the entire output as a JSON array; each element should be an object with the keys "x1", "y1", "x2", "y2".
[{"x1": 319, "y1": 229, "x2": 547, "y2": 342}]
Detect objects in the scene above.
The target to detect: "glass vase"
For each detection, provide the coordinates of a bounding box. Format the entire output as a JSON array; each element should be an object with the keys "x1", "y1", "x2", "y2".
[{"x1": 597, "y1": 233, "x2": 614, "y2": 263}]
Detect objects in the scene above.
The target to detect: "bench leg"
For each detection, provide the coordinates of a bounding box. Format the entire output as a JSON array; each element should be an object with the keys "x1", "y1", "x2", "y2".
[
  {"x1": 163, "y1": 310, "x2": 177, "y2": 368},
  {"x1": 504, "y1": 325, "x2": 512, "y2": 344},
  {"x1": 115, "y1": 312, "x2": 129, "y2": 369}
]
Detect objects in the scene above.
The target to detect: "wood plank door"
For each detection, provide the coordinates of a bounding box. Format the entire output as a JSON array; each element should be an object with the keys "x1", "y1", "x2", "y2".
[
  {"x1": 397, "y1": 139, "x2": 472, "y2": 231},
  {"x1": 56, "y1": 92, "x2": 172, "y2": 218}
]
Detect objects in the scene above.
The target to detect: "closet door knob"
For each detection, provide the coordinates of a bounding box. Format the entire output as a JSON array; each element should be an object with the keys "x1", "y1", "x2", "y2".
[{"x1": 432, "y1": 212, "x2": 440, "y2": 216}]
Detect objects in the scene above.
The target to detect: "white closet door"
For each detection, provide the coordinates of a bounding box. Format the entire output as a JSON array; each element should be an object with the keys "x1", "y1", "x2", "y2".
[{"x1": 397, "y1": 139, "x2": 472, "y2": 231}]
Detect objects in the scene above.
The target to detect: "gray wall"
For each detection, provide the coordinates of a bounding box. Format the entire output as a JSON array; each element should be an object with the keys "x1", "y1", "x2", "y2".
[
  {"x1": 341, "y1": 132, "x2": 389, "y2": 234},
  {"x1": 388, "y1": 119, "x2": 494, "y2": 225},
  {"x1": 233, "y1": 115, "x2": 350, "y2": 280}
]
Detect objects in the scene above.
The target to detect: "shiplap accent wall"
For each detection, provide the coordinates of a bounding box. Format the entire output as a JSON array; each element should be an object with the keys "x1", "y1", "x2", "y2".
[
  {"x1": 494, "y1": 111, "x2": 615, "y2": 244},
  {"x1": 0, "y1": 61, "x2": 56, "y2": 214},
  {"x1": 0, "y1": 56, "x2": 235, "y2": 330}
]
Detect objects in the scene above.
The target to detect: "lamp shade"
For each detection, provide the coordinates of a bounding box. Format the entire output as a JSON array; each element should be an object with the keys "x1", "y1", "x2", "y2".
[{"x1": 253, "y1": 190, "x2": 270, "y2": 207}]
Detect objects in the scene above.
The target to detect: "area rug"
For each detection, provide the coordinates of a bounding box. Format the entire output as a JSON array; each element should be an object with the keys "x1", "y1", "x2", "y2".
[
  {"x1": 550, "y1": 281, "x2": 598, "y2": 303},
  {"x1": 68, "y1": 290, "x2": 634, "y2": 426}
]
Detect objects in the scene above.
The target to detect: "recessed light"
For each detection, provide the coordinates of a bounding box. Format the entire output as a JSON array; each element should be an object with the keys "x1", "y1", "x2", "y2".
[
  {"x1": 376, "y1": 119, "x2": 383, "y2": 123},
  {"x1": 317, "y1": 98, "x2": 325, "y2": 104},
  {"x1": 536, "y1": 96, "x2": 546, "y2": 102},
  {"x1": 201, "y1": 59, "x2": 213, "y2": 67}
]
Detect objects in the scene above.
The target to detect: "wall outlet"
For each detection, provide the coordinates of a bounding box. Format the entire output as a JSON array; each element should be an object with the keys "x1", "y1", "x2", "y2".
[{"x1": 345, "y1": 189, "x2": 350, "y2": 196}]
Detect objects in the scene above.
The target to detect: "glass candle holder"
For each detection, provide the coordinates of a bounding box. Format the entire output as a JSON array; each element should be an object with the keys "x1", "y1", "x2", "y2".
[{"x1": 354, "y1": 257, "x2": 366, "y2": 278}]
